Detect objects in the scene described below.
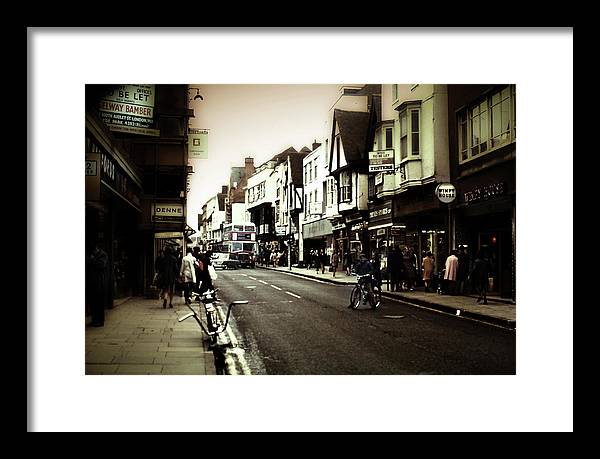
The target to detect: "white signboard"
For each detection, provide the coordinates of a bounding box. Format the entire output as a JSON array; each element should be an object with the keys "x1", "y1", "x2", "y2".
[
  {"x1": 309, "y1": 202, "x2": 322, "y2": 215},
  {"x1": 369, "y1": 150, "x2": 394, "y2": 173},
  {"x1": 152, "y1": 203, "x2": 184, "y2": 221},
  {"x1": 99, "y1": 84, "x2": 159, "y2": 136},
  {"x1": 189, "y1": 129, "x2": 209, "y2": 159},
  {"x1": 276, "y1": 225, "x2": 287, "y2": 236},
  {"x1": 435, "y1": 183, "x2": 457, "y2": 203}
]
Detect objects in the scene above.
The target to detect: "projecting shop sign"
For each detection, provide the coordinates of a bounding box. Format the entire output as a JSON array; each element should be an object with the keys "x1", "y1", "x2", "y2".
[
  {"x1": 188, "y1": 129, "x2": 209, "y2": 159},
  {"x1": 368, "y1": 150, "x2": 394, "y2": 173}
]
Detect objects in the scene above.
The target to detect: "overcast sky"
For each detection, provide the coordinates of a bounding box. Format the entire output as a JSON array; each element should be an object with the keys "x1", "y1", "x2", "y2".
[{"x1": 186, "y1": 84, "x2": 342, "y2": 229}]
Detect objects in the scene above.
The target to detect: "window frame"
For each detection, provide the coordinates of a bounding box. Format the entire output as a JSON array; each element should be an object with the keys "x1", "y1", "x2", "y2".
[{"x1": 458, "y1": 85, "x2": 516, "y2": 165}]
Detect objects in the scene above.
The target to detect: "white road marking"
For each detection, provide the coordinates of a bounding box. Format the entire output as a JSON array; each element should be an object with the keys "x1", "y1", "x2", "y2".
[
  {"x1": 259, "y1": 280, "x2": 268, "y2": 285},
  {"x1": 285, "y1": 291, "x2": 301, "y2": 299},
  {"x1": 270, "y1": 285, "x2": 282, "y2": 291},
  {"x1": 240, "y1": 273, "x2": 248, "y2": 277},
  {"x1": 248, "y1": 276, "x2": 257, "y2": 280},
  {"x1": 216, "y1": 304, "x2": 252, "y2": 375},
  {"x1": 279, "y1": 271, "x2": 331, "y2": 285}
]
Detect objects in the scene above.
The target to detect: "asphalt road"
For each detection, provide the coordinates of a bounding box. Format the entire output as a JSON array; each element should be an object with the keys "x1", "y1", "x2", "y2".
[{"x1": 213, "y1": 267, "x2": 516, "y2": 375}]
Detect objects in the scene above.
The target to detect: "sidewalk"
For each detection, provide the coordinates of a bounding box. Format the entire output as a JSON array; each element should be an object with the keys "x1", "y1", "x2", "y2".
[
  {"x1": 85, "y1": 295, "x2": 218, "y2": 375},
  {"x1": 257, "y1": 264, "x2": 516, "y2": 330}
]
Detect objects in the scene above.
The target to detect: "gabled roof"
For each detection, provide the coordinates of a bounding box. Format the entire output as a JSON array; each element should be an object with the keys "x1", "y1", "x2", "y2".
[
  {"x1": 289, "y1": 151, "x2": 309, "y2": 185},
  {"x1": 334, "y1": 109, "x2": 371, "y2": 164},
  {"x1": 269, "y1": 146, "x2": 298, "y2": 165},
  {"x1": 299, "y1": 146, "x2": 312, "y2": 154}
]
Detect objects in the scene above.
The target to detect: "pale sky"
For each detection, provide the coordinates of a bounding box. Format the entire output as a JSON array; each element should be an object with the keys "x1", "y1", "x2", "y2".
[{"x1": 186, "y1": 84, "x2": 342, "y2": 229}]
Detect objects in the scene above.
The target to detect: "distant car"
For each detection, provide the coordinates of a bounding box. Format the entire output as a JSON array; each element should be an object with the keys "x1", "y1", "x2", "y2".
[
  {"x1": 237, "y1": 252, "x2": 255, "y2": 268},
  {"x1": 211, "y1": 252, "x2": 241, "y2": 270}
]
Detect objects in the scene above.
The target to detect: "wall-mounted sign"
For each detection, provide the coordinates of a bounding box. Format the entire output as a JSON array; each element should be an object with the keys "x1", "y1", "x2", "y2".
[
  {"x1": 375, "y1": 173, "x2": 384, "y2": 186},
  {"x1": 369, "y1": 201, "x2": 393, "y2": 222},
  {"x1": 368, "y1": 150, "x2": 394, "y2": 173},
  {"x1": 85, "y1": 154, "x2": 101, "y2": 201},
  {"x1": 99, "y1": 84, "x2": 160, "y2": 137},
  {"x1": 435, "y1": 183, "x2": 457, "y2": 204},
  {"x1": 188, "y1": 129, "x2": 209, "y2": 159},
  {"x1": 152, "y1": 203, "x2": 184, "y2": 222},
  {"x1": 309, "y1": 202, "x2": 322, "y2": 215},
  {"x1": 276, "y1": 225, "x2": 287, "y2": 236},
  {"x1": 464, "y1": 182, "x2": 506, "y2": 204}
]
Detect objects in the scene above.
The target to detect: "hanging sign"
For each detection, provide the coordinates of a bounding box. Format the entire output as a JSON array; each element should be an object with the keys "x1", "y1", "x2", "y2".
[
  {"x1": 368, "y1": 150, "x2": 394, "y2": 173},
  {"x1": 189, "y1": 129, "x2": 209, "y2": 159}
]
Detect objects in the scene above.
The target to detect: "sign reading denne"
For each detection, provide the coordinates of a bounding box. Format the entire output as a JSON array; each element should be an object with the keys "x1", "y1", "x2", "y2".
[
  {"x1": 152, "y1": 203, "x2": 184, "y2": 222},
  {"x1": 368, "y1": 150, "x2": 394, "y2": 173}
]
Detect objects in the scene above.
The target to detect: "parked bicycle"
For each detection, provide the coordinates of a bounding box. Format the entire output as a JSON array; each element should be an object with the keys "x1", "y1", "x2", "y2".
[
  {"x1": 349, "y1": 273, "x2": 381, "y2": 310},
  {"x1": 178, "y1": 288, "x2": 248, "y2": 346}
]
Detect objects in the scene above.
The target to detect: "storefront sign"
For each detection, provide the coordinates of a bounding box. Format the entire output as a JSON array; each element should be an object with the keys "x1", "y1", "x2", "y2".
[
  {"x1": 351, "y1": 222, "x2": 367, "y2": 232},
  {"x1": 99, "y1": 84, "x2": 160, "y2": 137},
  {"x1": 303, "y1": 219, "x2": 333, "y2": 239},
  {"x1": 390, "y1": 225, "x2": 406, "y2": 236},
  {"x1": 375, "y1": 173, "x2": 384, "y2": 186},
  {"x1": 152, "y1": 203, "x2": 184, "y2": 222},
  {"x1": 345, "y1": 213, "x2": 363, "y2": 224},
  {"x1": 377, "y1": 229, "x2": 386, "y2": 236},
  {"x1": 368, "y1": 150, "x2": 394, "y2": 173},
  {"x1": 435, "y1": 183, "x2": 457, "y2": 203},
  {"x1": 464, "y1": 182, "x2": 506, "y2": 204},
  {"x1": 332, "y1": 222, "x2": 345, "y2": 231},
  {"x1": 369, "y1": 202, "x2": 393, "y2": 222},
  {"x1": 155, "y1": 232, "x2": 182, "y2": 239},
  {"x1": 276, "y1": 225, "x2": 287, "y2": 236},
  {"x1": 100, "y1": 152, "x2": 141, "y2": 209},
  {"x1": 85, "y1": 153, "x2": 101, "y2": 201}
]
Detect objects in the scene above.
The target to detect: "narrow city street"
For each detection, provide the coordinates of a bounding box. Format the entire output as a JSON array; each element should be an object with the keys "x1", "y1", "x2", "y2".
[{"x1": 214, "y1": 268, "x2": 516, "y2": 375}]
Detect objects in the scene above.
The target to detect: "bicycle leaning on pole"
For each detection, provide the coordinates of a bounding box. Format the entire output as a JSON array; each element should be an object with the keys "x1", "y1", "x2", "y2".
[{"x1": 348, "y1": 273, "x2": 381, "y2": 310}]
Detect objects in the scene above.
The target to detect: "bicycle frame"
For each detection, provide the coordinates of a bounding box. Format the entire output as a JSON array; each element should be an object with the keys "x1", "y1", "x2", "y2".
[{"x1": 178, "y1": 289, "x2": 248, "y2": 338}]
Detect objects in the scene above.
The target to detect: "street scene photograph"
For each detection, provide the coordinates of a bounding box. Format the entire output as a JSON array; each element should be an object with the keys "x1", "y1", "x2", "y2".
[
  {"x1": 29, "y1": 29, "x2": 572, "y2": 432},
  {"x1": 84, "y1": 82, "x2": 517, "y2": 376}
]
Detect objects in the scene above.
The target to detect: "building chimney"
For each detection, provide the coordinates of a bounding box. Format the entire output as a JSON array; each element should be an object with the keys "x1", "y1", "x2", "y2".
[
  {"x1": 312, "y1": 139, "x2": 321, "y2": 151},
  {"x1": 245, "y1": 157, "x2": 255, "y2": 176},
  {"x1": 222, "y1": 185, "x2": 228, "y2": 194}
]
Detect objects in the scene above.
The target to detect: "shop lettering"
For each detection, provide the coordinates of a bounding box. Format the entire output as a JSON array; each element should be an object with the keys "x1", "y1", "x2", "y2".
[
  {"x1": 464, "y1": 182, "x2": 505, "y2": 203},
  {"x1": 155, "y1": 207, "x2": 182, "y2": 214}
]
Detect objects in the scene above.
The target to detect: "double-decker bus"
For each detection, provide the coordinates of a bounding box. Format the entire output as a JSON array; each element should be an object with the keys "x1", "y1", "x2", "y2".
[{"x1": 215, "y1": 223, "x2": 257, "y2": 268}]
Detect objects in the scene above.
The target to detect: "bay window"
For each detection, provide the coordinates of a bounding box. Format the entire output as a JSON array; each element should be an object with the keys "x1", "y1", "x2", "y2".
[{"x1": 458, "y1": 85, "x2": 516, "y2": 163}]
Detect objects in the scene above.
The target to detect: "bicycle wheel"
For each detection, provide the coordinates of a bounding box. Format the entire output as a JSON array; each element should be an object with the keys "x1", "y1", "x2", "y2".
[
  {"x1": 371, "y1": 286, "x2": 382, "y2": 309},
  {"x1": 349, "y1": 286, "x2": 362, "y2": 309}
]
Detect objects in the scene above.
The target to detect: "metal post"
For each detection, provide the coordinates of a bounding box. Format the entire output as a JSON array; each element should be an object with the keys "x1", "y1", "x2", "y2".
[{"x1": 288, "y1": 155, "x2": 292, "y2": 271}]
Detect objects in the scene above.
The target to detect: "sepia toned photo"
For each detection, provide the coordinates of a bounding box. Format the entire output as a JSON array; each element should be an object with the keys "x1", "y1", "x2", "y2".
[{"x1": 85, "y1": 83, "x2": 516, "y2": 376}]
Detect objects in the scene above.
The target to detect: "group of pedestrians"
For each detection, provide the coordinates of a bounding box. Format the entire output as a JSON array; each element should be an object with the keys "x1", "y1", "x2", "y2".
[
  {"x1": 154, "y1": 246, "x2": 216, "y2": 309},
  {"x1": 442, "y1": 247, "x2": 491, "y2": 304},
  {"x1": 386, "y1": 245, "x2": 419, "y2": 292}
]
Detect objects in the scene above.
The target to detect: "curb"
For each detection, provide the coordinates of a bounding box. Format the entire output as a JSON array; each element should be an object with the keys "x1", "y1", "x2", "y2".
[
  {"x1": 257, "y1": 265, "x2": 516, "y2": 330},
  {"x1": 380, "y1": 292, "x2": 516, "y2": 330}
]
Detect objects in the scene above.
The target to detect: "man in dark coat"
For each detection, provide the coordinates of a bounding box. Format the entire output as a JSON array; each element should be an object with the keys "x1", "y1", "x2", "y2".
[
  {"x1": 86, "y1": 241, "x2": 109, "y2": 326},
  {"x1": 469, "y1": 251, "x2": 491, "y2": 305},
  {"x1": 156, "y1": 246, "x2": 179, "y2": 308}
]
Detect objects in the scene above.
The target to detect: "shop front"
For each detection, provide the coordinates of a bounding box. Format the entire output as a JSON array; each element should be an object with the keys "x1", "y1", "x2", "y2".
[
  {"x1": 345, "y1": 212, "x2": 369, "y2": 260},
  {"x1": 392, "y1": 184, "x2": 449, "y2": 277},
  {"x1": 303, "y1": 218, "x2": 333, "y2": 268},
  {"x1": 454, "y1": 175, "x2": 515, "y2": 300},
  {"x1": 86, "y1": 131, "x2": 143, "y2": 304}
]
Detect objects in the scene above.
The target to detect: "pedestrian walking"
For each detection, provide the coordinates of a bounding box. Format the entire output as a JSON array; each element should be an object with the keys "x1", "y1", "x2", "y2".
[
  {"x1": 444, "y1": 250, "x2": 459, "y2": 295},
  {"x1": 344, "y1": 251, "x2": 353, "y2": 276},
  {"x1": 331, "y1": 250, "x2": 340, "y2": 277},
  {"x1": 387, "y1": 245, "x2": 401, "y2": 292},
  {"x1": 469, "y1": 251, "x2": 491, "y2": 305},
  {"x1": 156, "y1": 245, "x2": 179, "y2": 308},
  {"x1": 372, "y1": 251, "x2": 382, "y2": 290},
  {"x1": 403, "y1": 247, "x2": 417, "y2": 291},
  {"x1": 86, "y1": 240, "x2": 109, "y2": 327},
  {"x1": 422, "y1": 251, "x2": 435, "y2": 292},
  {"x1": 197, "y1": 250, "x2": 215, "y2": 295},
  {"x1": 456, "y1": 245, "x2": 470, "y2": 295},
  {"x1": 319, "y1": 249, "x2": 326, "y2": 274},
  {"x1": 179, "y1": 248, "x2": 197, "y2": 305}
]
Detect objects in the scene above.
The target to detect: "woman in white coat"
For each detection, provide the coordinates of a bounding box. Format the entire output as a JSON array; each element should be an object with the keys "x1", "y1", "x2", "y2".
[
  {"x1": 180, "y1": 248, "x2": 197, "y2": 305},
  {"x1": 444, "y1": 250, "x2": 459, "y2": 295}
]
